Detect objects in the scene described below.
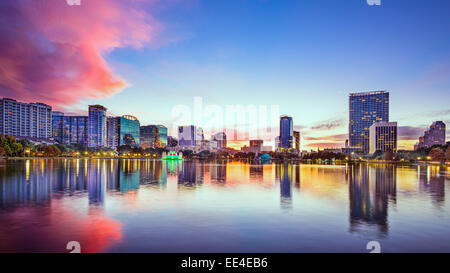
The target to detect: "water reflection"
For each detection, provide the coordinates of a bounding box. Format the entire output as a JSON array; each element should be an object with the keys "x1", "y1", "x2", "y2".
[
  {"x1": 0, "y1": 159, "x2": 449, "y2": 252},
  {"x1": 347, "y1": 164, "x2": 397, "y2": 236}
]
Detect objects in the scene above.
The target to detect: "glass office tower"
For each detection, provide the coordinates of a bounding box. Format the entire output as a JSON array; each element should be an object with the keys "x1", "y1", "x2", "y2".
[
  {"x1": 88, "y1": 105, "x2": 107, "y2": 148},
  {"x1": 155, "y1": 125, "x2": 168, "y2": 147},
  {"x1": 107, "y1": 115, "x2": 140, "y2": 149},
  {"x1": 349, "y1": 91, "x2": 389, "y2": 154},
  {"x1": 279, "y1": 115, "x2": 294, "y2": 150},
  {"x1": 140, "y1": 125, "x2": 167, "y2": 148},
  {"x1": 119, "y1": 115, "x2": 140, "y2": 147},
  {"x1": 52, "y1": 111, "x2": 88, "y2": 145}
]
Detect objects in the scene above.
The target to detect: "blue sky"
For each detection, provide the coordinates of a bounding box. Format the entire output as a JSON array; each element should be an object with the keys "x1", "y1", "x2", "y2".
[{"x1": 72, "y1": 0, "x2": 450, "y2": 148}]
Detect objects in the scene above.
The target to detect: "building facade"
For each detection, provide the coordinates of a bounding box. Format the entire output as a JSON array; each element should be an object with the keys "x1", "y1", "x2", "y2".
[
  {"x1": 249, "y1": 140, "x2": 264, "y2": 153},
  {"x1": 349, "y1": 91, "x2": 389, "y2": 154},
  {"x1": 88, "y1": 105, "x2": 107, "y2": 148},
  {"x1": 279, "y1": 115, "x2": 294, "y2": 151},
  {"x1": 369, "y1": 121, "x2": 397, "y2": 154},
  {"x1": 415, "y1": 121, "x2": 446, "y2": 150},
  {"x1": 140, "y1": 125, "x2": 167, "y2": 149},
  {"x1": 0, "y1": 98, "x2": 52, "y2": 139},
  {"x1": 178, "y1": 125, "x2": 203, "y2": 147},
  {"x1": 293, "y1": 131, "x2": 300, "y2": 152},
  {"x1": 52, "y1": 112, "x2": 88, "y2": 145},
  {"x1": 212, "y1": 132, "x2": 227, "y2": 149},
  {"x1": 107, "y1": 115, "x2": 140, "y2": 149}
]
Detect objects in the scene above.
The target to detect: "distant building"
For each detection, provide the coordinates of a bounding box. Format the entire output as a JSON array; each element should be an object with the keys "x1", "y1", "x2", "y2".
[
  {"x1": 201, "y1": 139, "x2": 218, "y2": 151},
  {"x1": 106, "y1": 117, "x2": 120, "y2": 149},
  {"x1": 249, "y1": 140, "x2": 264, "y2": 153},
  {"x1": 349, "y1": 91, "x2": 389, "y2": 154},
  {"x1": 293, "y1": 131, "x2": 300, "y2": 152},
  {"x1": 88, "y1": 105, "x2": 107, "y2": 147},
  {"x1": 369, "y1": 121, "x2": 397, "y2": 154},
  {"x1": 167, "y1": 136, "x2": 178, "y2": 147},
  {"x1": 212, "y1": 132, "x2": 227, "y2": 149},
  {"x1": 261, "y1": 146, "x2": 272, "y2": 152},
  {"x1": 52, "y1": 111, "x2": 88, "y2": 145},
  {"x1": 140, "y1": 125, "x2": 167, "y2": 149},
  {"x1": 156, "y1": 125, "x2": 168, "y2": 147},
  {"x1": 415, "y1": 121, "x2": 446, "y2": 150},
  {"x1": 107, "y1": 115, "x2": 140, "y2": 149},
  {"x1": 178, "y1": 125, "x2": 204, "y2": 148},
  {"x1": 279, "y1": 115, "x2": 294, "y2": 151},
  {"x1": 0, "y1": 98, "x2": 52, "y2": 140}
]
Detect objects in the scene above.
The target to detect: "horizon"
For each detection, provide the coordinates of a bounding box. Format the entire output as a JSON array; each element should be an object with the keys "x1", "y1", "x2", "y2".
[{"x1": 1, "y1": 0, "x2": 449, "y2": 150}]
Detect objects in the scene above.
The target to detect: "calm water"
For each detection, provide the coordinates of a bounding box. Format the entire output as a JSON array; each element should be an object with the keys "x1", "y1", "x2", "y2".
[{"x1": 0, "y1": 159, "x2": 450, "y2": 253}]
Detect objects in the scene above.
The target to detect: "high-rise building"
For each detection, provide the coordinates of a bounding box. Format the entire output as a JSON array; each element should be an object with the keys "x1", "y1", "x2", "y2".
[
  {"x1": 106, "y1": 117, "x2": 120, "y2": 149},
  {"x1": 140, "y1": 125, "x2": 167, "y2": 149},
  {"x1": 415, "y1": 121, "x2": 446, "y2": 150},
  {"x1": 0, "y1": 98, "x2": 52, "y2": 139},
  {"x1": 156, "y1": 125, "x2": 168, "y2": 147},
  {"x1": 178, "y1": 125, "x2": 203, "y2": 147},
  {"x1": 279, "y1": 115, "x2": 294, "y2": 151},
  {"x1": 369, "y1": 121, "x2": 397, "y2": 154},
  {"x1": 349, "y1": 91, "x2": 389, "y2": 154},
  {"x1": 293, "y1": 131, "x2": 300, "y2": 152},
  {"x1": 212, "y1": 132, "x2": 227, "y2": 149},
  {"x1": 88, "y1": 105, "x2": 107, "y2": 147},
  {"x1": 107, "y1": 115, "x2": 140, "y2": 149},
  {"x1": 52, "y1": 111, "x2": 88, "y2": 145},
  {"x1": 249, "y1": 140, "x2": 264, "y2": 153}
]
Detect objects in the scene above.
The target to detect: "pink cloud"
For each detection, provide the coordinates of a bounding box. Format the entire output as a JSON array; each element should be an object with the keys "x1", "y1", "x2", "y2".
[{"x1": 0, "y1": 0, "x2": 162, "y2": 110}]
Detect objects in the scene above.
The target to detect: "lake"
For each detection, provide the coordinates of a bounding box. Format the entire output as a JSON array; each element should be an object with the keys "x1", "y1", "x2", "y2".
[{"x1": 0, "y1": 159, "x2": 449, "y2": 253}]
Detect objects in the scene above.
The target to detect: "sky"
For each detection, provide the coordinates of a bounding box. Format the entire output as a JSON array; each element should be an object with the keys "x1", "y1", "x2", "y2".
[{"x1": 0, "y1": 0, "x2": 449, "y2": 150}]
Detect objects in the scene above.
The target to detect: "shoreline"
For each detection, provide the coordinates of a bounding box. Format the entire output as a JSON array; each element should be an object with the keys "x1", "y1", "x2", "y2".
[{"x1": 1, "y1": 156, "x2": 449, "y2": 166}]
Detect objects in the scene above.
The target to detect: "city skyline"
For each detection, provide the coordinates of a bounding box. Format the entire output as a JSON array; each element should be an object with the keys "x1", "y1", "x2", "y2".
[{"x1": 1, "y1": 1, "x2": 449, "y2": 150}]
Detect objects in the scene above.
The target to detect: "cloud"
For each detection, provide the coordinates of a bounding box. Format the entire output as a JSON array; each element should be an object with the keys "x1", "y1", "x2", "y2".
[
  {"x1": 398, "y1": 126, "x2": 426, "y2": 140},
  {"x1": 0, "y1": 0, "x2": 161, "y2": 110},
  {"x1": 304, "y1": 142, "x2": 344, "y2": 149},
  {"x1": 310, "y1": 118, "x2": 345, "y2": 130},
  {"x1": 303, "y1": 133, "x2": 347, "y2": 142}
]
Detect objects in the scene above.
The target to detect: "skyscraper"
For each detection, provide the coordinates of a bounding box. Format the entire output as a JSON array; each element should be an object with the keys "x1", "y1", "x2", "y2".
[
  {"x1": 88, "y1": 105, "x2": 107, "y2": 148},
  {"x1": 212, "y1": 132, "x2": 227, "y2": 149},
  {"x1": 0, "y1": 98, "x2": 52, "y2": 140},
  {"x1": 52, "y1": 111, "x2": 88, "y2": 145},
  {"x1": 107, "y1": 115, "x2": 140, "y2": 149},
  {"x1": 415, "y1": 121, "x2": 446, "y2": 150},
  {"x1": 279, "y1": 115, "x2": 294, "y2": 151},
  {"x1": 178, "y1": 125, "x2": 203, "y2": 147},
  {"x1": 293, "y1": 131, "x2": 300, "y2": 152},
  {"x1": 155, "y1": 125, "x2": 168, "y2": 147},
  {"x1": 369, "y1": 121, "x2": 397, "y2": 154},
  {"x1": 140, "y1": 125, "x2": 167, "y2": 149},
  {"x1": 349, "y1": 91, "x2": 389, "y2": 154}
]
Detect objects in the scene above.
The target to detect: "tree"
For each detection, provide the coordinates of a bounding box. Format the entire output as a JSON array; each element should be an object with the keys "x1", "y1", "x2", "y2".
[
  {"x1": 11, "y1": 142, "x2": 23, "y2": 156},
  {"x1": 384, "y1": 149, "x2": 394, "y2": 161},
  {"x1": 168, "y1": 137, "x2": 178, "y2": 147},
  {"x1": 372, "y1": 150, "x2": 383, "y2": 159},
  {"x1": 182, "y1": 150, "x2": 193, "y2": 158},
  {"x1": 0, "y1": 147, "x2": 5, "y2": 156},
  {"x1": 447, "y1": 146, "x2": 450, "y2": 161},
  {"x1": 429, "y1": 148, "x2": 445, "y2": 162}
]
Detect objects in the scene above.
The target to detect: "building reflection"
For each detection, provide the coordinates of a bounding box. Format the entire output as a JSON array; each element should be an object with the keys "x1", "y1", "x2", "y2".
[
  {"x1": 0, "y1": 160, "x2": 51, "y2": 208},
  {"x1": 249, "y1": 164, "x2": 263, "y2": 181},
  {"x1": 418, "y1": 165, "x2": 445, "y2": 207},
  {"x1": 178, "y1": 161, "x2": 198, "y2": 187},
  {"x1": 347, "y1": 164, "x2": 397, "y2": 236},
  {"x1": 277, "y1": 163, "x2": 293, "y2": 210},
  {"x1": 211, "y1": 163, "x2": 226, "y2": 183},
  {"x1": 139, "y1": 160, "x2": 167, "y2": 187}
]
